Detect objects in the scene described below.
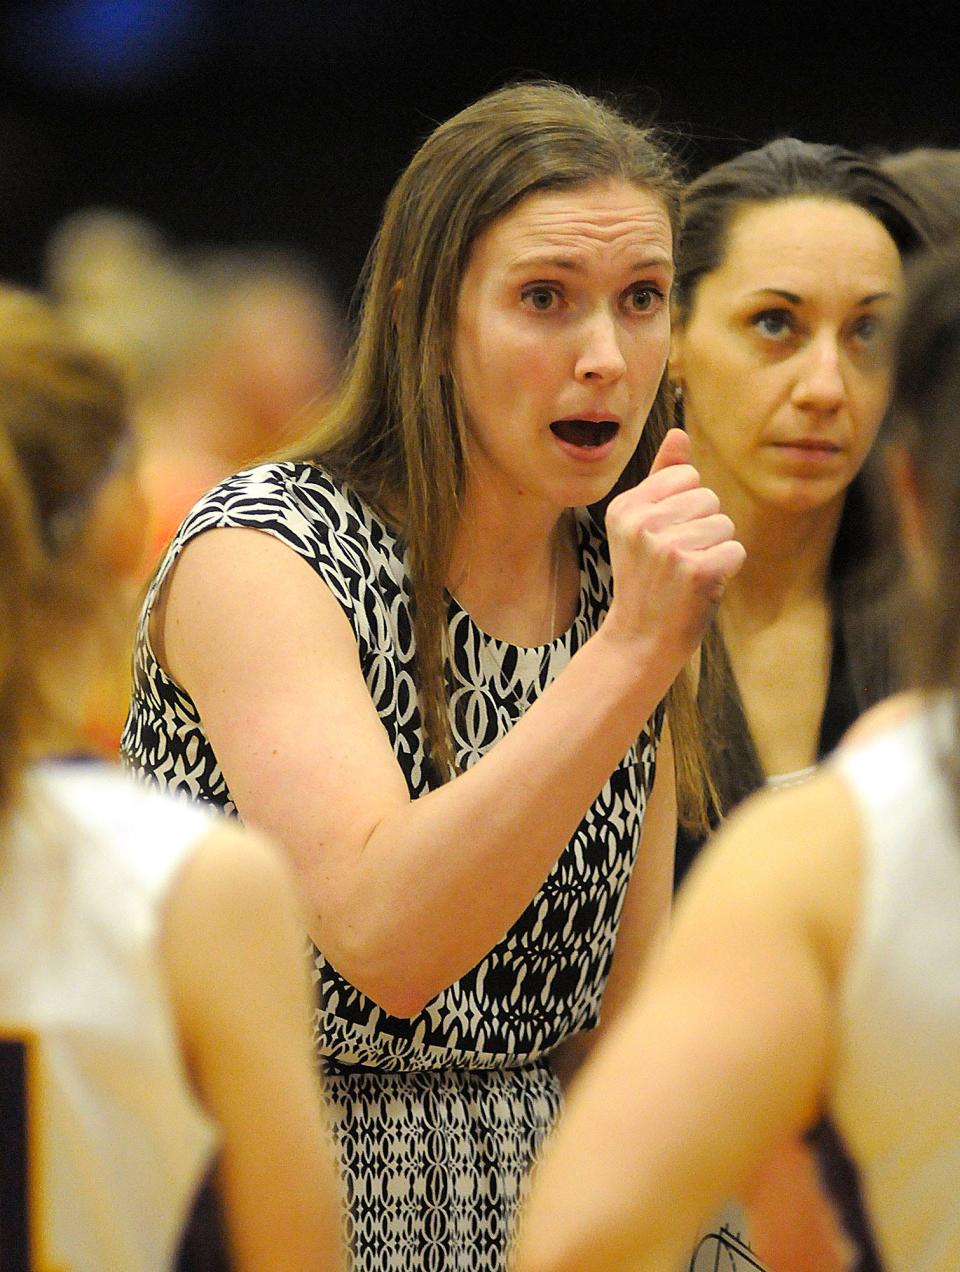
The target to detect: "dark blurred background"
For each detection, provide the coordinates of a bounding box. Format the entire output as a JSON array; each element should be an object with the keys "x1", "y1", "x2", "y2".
[{"x1": 2, "y1": 0, "x2": 958, "y2": 309}]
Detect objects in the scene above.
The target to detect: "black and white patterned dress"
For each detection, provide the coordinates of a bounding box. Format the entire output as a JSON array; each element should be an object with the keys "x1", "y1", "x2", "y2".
[{"x1": 122, "y1": 462, "x2": 663, "y2": 1272}]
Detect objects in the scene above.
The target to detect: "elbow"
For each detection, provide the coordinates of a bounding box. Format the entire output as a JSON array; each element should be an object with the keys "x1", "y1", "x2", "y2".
[
  {"x1": 371, "y1": 984, "x2": 436, "y2": 1020},
  {"x1": 349, "y1": 932, "x2": 444, "y2": 1017},
  {"x1": 342, "y1": 968, "x2": 438, "y2": 1021},
  {"x1": 314, "y1": 920, "x2": 440, "y2": 1020}
]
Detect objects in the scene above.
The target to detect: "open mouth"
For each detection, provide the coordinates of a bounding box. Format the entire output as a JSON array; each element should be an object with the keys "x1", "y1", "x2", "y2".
[{"x1": 550, "y1": 419, "x2": 619, "y2": 448}]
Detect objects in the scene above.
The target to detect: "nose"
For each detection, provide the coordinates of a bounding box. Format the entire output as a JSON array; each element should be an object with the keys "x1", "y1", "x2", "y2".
[
  {"x1": 574, "y1": 310, "x2": 627, "y2": 383},
  {"x1": 792, "y1": 331, "x2": 845, "y2": 413}
]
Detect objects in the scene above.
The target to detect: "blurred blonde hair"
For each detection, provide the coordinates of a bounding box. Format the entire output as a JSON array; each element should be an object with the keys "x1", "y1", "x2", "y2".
[
  {"x1": 0, "y1": 286, "x2": 131, "y2": 821},
  {"x1": 45, "y1": 208, "x2": 342, "y2": 420}
]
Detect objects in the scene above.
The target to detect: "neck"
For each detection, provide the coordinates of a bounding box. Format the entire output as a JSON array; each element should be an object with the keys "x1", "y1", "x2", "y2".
[
  {"x1": 452, "y1": 484, "x2": 562, "y2": 581},
  {"x1": 449, "y1": 481, "x2": 576, "y2": 644}
]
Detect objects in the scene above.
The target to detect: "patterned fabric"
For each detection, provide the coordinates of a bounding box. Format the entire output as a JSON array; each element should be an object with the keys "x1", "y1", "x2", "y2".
[{"x1": 122, "y1": 461, "x2": 662, "y2": 1270}]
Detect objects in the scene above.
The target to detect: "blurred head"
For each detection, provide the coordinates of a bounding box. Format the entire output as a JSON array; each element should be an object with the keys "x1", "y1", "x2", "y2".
[
  {"x1": 879, "y1": 147, "x2": 960, "y2": 247},
  {"x1": 46, "y1": 211, "x2": 343, "y2": 463},
  {"x1": 191, "y1": 258, "x2": 342, "y2": 459},
  {"x1": 44, "y1": 208, "x2": 174, "y2": 394},
  {"x1": 670, "y1": 139, "x2": 927, "y2": 523},
  {"x1": 0, "y1": 287, "x2": 140, "y2": 819},
  {"x1": 883, "y1": 242, "x2": 960, "y2": 696}
]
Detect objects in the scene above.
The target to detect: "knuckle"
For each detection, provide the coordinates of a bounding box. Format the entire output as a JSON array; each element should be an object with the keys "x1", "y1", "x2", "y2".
[
  {"x1": 702, "y1": 491, "x2": 721, "y2": 516},
  {"x1": 714, "y1": 513, "x2": 735, "y2": 537}
]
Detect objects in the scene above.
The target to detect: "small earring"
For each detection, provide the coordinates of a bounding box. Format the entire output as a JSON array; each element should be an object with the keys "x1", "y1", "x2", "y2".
[{"x1": 672, "y1": 382, "x2": 683, "y2": 404}]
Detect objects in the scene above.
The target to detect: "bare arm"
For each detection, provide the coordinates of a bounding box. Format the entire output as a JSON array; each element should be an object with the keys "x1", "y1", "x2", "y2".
[
  {"x1": 163, "y1": 822, "x2": 345, "y2": 1272},
  {"x1": 162, "y1": 429, "x2": 743, "y2": 1015},
  {"x1": 512, "y1": 771, "x2": 862, "y2": 1272},
  {"x1": 742, "y1": 1134, "x2": 851, "y2": 1272}
]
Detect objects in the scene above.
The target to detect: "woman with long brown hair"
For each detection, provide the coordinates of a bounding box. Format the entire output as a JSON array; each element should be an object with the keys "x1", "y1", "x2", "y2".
[{"x1": 122, "y1": 81, "x2": 743, "y2": 1269}]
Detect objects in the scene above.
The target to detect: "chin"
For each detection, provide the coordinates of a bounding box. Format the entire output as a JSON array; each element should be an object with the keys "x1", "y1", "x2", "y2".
[
  {"x1": 560, "y1": 473, "x2": 622, "y2": 510},
  {"x1": 764, "y1": 480, "x2": 849, "y2": 518}
]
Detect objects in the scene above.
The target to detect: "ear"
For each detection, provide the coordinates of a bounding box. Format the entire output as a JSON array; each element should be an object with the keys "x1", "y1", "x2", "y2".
[{"x1": 668, "y1": 322, "x2": 685, "y2": 387}]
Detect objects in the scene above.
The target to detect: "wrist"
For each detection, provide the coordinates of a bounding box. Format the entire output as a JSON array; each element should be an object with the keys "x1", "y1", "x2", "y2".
[{"x1": 578, "y1": 622, "x2": 677, "y2": 721}]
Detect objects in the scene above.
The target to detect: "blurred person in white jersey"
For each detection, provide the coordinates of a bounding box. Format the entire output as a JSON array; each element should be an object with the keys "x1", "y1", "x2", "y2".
[{"x1": 0, "y1": 285, "x2": 344, "y2": 1272}]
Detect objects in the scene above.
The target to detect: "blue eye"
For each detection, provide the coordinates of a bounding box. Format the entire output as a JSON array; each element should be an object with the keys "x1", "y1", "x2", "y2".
[
  {"x1": 522, "y1": 286, "x2": 559, "y2": 312},
  {"x1": 753, "y1": 309, "x2": 794, "y2": 339},
  {"x1": 852, "y1": 313, "x2": 882, "y2": 342}
]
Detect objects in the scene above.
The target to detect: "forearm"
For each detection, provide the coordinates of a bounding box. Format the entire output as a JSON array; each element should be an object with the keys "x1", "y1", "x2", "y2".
[
  {"x1": 299, "y1": 626, "x2": 674, "y2": 1014},
  {"x1": 513, "y1": 920, "x2": 832, "y2": 1272},
  {"x1": 167, "y1": 445, "x2": 742, "y2": 1017}
]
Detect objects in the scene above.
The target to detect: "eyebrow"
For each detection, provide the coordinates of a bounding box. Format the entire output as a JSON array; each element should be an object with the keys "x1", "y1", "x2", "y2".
[{"x1": 748, "y1": 287, "x2": 895, "y2": 305}]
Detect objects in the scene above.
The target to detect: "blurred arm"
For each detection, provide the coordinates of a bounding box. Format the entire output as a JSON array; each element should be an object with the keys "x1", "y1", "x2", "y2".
[
  {"x1": 163, "y1": 821, "x2": 345, "y2": 1272},
  {"x1": 512, "y1": 771, "x2": 862, "y2": 1272}
]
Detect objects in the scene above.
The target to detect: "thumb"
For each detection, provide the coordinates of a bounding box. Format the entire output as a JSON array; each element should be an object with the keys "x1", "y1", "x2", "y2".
[{"x1": 648, "y1": 427, "x2": 692, "y2": 475}]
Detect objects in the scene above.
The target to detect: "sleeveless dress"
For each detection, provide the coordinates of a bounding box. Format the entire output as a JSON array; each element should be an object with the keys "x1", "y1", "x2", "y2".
[{"x1": 121, "y1": 461, "x2": 663, "y2": 1272}]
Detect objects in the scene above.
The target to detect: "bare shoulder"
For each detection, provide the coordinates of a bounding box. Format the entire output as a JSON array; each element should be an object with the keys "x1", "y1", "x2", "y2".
[
  {"x1": 678, "y1": 771, "x2": 864, "y2": 988},
  {"x1": 159, "y1": 522, "x2": 358, "y2": 693},
  {"x1": 164, "y1": 524, "x2": 335, "y2": 629},
  {"x1": 161, "y1": 819, "x2": 307, "y2": 1004},
  {"x1": 178, "y1": 818, "x2": 299, "y2": 909},
  {"x1": 169, "y1": 818, "x2": 303, "y2": 938},
  {"x1": 839, "y1": 690, "x2": 926, "y2": 750}
]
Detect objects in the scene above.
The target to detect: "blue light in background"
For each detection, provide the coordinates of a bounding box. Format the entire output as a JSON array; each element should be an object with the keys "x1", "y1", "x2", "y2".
[{"x1": 7, "y1": 0, "x2": 208, "y2": 90}]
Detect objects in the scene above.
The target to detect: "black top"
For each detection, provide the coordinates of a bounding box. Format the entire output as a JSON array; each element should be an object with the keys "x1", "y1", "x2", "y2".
[{"x1": 674, "y1": 620, "x2": 861, "y2": 889}]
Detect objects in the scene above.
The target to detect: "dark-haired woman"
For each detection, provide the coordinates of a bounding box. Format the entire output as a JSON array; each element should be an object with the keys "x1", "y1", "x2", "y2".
[
  {"x1": 122, "y1": 81, "x2": 744, "y2": 1270},
  {"x1": 516, "y1": 238, "x2": 960, "y2": 1272},
  {"x1": 673, "y1": 136, "x2": 926, "y2": 884},
  {"x1": 668, "y1": 136, "x2": 927, "y2": 1272}
]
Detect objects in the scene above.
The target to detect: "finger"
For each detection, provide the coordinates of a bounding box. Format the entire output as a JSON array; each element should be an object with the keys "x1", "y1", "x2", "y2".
[
  {"x1": 610, "y1": 463, "x2": 701, "y2": 520},
  {"x1": 638, "y1": 462, "x2": 702, "y2": 501},
  {"x1": 666, "y1": 538, "x2": 746, "y2": 593},
  {"x1": 610, "y1": 482, "x2": 718, "y2": 534},
  {"x1": 698, "y1": 538, "x2": 747, "y2": 583},
  {"x1": 647, "y1": 427, "x2": 691, "y2": 476},
  {"x1": 648, "y1": 513, "x2": 737, "y2": 551},
  {"x1": 634, "y1": 486, "x2": 721, "y2": 532}
]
